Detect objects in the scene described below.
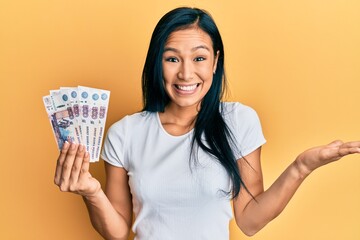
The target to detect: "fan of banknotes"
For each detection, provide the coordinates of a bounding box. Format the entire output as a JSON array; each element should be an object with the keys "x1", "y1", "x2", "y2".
[{"x1": 43, "y1": 86, "x2": 110, "y2": 162}]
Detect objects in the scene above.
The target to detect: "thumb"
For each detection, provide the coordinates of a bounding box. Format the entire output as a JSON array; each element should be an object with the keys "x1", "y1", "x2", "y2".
[
  {"x1": 327, "y1": 140, "x2": 343, "y2": 148},
  {"x1": 81, "y1": 151, "x2": 91, "y2": 174}
]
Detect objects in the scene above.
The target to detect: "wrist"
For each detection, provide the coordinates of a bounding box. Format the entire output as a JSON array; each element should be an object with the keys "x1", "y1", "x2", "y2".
[
  {"x1": 293, "y1": 155, "x2": 312, "y2": 180},
  {"x1": 83, "y1": 188, "x2": 104, "y2": 203}
]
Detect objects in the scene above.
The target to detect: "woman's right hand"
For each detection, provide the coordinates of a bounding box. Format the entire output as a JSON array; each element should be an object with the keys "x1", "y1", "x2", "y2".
[{"x1": 54, "y1": 141, "x2": 101, "y2": 198}]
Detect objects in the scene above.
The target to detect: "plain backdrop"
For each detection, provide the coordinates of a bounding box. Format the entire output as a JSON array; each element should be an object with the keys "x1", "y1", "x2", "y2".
[{"x1": 0, "y1": 0, "x2": 359, "y2": 239}]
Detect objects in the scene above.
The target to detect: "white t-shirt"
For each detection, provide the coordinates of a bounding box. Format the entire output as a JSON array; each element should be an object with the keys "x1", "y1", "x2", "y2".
[{"x1": 101, "y1": 102, "x2": 266, "y2": 240}]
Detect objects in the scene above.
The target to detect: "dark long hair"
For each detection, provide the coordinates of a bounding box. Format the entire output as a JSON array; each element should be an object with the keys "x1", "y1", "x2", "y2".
[{"x1": 142, "y1": 7, "x2": 248, "y2": 198}]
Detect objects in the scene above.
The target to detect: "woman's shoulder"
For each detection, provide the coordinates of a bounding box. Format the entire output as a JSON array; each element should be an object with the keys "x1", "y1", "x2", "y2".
[
  {"x1": 108, "y1": 111, "x2": 156, "y2": 132},
  {"x1": 220, "y1": 102, "x2": 258, "y2": 116},
  {"x1": 220, "y1": 102, "x2": 262, "y2": 128}
]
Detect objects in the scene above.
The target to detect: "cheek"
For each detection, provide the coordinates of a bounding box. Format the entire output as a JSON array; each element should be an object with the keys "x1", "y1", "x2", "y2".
[
  {"x1": 162, "y1": 65, "x2": 176, "y2": 83},
  {"x1": 198, "y1": 66, "x2": 214, "y2": 83},
  {"x1": 161, "y1": 72, "x2": 171, "y2": 88},
  {"x1": 162, "y1": 73, "x2": 173, "y2": 95}
]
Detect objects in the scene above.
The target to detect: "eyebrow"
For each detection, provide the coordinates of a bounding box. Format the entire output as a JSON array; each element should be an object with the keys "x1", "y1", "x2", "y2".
[{"x1": 163, "y1": 45, "x2": 211, "y2": 53}]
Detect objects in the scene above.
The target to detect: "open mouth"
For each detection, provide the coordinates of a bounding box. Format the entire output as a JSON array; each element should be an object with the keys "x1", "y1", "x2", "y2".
[{"x1": 174, "y1": 83, "x2": 200, "y2": 92}]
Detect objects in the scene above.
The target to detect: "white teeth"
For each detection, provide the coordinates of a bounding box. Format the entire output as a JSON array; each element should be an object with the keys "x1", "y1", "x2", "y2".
[{"x1": 176, "y1": 84, "x2": 197, "y2": 91}]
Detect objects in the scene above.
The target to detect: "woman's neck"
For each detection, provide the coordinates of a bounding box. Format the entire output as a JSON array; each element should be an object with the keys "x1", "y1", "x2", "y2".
[{"x1": 159, "y1": 102, "x2": 199, "y2": 136}]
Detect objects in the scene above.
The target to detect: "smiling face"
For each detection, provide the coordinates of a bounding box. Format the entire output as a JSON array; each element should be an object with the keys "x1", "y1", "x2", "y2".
[{"x1": 162, "y1": 27, "x2": 219, "y2": 110}]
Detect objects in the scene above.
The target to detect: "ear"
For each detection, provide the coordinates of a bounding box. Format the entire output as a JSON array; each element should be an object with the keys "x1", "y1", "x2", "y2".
[{"x1": 213, "y1": 50, "x2": 220, "y2": 74}]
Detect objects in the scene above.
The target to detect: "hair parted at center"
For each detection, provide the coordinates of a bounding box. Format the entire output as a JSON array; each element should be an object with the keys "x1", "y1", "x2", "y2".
[{"x1": 142, "y1": 7, "x2": 250, "y2": 199}]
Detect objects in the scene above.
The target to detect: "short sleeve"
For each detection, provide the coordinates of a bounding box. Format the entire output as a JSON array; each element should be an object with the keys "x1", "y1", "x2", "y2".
[
  {"x1": 224, "y1": 103, "x2": 266, "y2": 159},
  {"x1": 100, "y1": 116, "x2": 129, "y2": 170}
]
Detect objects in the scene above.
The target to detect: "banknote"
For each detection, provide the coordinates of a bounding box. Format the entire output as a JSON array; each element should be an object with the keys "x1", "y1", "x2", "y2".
[
  {"x1": 43, "y1": 92, "x2": 78, "y2": 150},
  {"x1": 94, "y1": 90, "x2": 110, "y2": 161},
  {"x1": 59, "y1": 87, "x2": 83, "y2": 144},
  {"x1": 77, "y1": 86, "x2": 111, "y2": 161},
  {"x1": 43, "y1": 86, "x2": 110, "y2": 162}
]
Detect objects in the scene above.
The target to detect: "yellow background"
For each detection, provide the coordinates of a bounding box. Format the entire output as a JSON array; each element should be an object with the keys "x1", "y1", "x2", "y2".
[{"x1": 1, "y1": 0, "x2": 359, "y2": 239}]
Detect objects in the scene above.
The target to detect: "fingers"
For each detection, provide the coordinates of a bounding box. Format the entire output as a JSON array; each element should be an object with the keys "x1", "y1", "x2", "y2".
[
  {"x1": 54, "y1": 141, "x2": 70, "y2": 185},
  {"x1": 60, "y1": 143, "x2": 80, "y2": 186},
  {"x1": 340, "y1": 141, "x2": 360, "y2": 149},
  {"x1": 68, "y1": 145, "x2": 86, "y2": 190},
  {"x1": 325, "y1": 140, "x2": 360, "y2": 159},
  {"x1": 54, "y1": 142, "x2": 89, "y2": 192},
  {"x1": 338, "y1": 141, "x2": 360, "y2": 157},
  {"x1": 81, "y1": 151, "x2": 91, "y2": 176}
]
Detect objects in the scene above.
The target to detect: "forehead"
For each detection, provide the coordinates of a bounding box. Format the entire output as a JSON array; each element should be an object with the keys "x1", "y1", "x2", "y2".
[{"x1": 165, "y1": 27, "x2": 214, "y2": 51}]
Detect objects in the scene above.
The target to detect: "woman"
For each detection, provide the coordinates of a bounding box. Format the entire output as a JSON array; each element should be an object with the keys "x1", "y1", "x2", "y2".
[{"x1": 54, "y1": 7, "x2": 360, "y2": 240}]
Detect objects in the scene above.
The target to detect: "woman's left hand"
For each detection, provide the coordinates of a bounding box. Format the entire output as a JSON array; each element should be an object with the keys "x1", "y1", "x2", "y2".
[{"x1": 296, "y1": 140, "x2": 360, "y2": 176}]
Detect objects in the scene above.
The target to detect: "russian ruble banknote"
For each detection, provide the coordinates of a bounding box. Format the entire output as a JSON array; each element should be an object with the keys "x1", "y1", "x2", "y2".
[{"x1": 43, "y1": 86, "x2": 110, "y2": 162}]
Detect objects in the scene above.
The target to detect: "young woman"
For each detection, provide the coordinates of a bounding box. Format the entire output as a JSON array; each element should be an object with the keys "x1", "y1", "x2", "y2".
[{"x1": 54, "y1": 7, "x2": 360, "y2": 240}]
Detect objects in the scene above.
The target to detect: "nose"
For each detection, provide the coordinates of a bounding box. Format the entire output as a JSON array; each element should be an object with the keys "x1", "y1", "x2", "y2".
[{"x1": 177, "y1": 60, "x2": 194, "y2": 81}]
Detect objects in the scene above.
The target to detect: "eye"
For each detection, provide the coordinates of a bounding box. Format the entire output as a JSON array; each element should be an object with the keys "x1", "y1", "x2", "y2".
[
  {"x1": 165, "y1": 57, "x2": 179, "y2": 63},
  {"x1": 194, "y1": 57, "x2": 206, "y2": 62}
]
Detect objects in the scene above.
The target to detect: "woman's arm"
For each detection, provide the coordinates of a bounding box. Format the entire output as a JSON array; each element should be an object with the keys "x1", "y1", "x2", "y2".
[
  {"x1": 54, "y1": 142, "x2": 132, "y2": 240},
  {"x1": 83, "y1": 163, "x2": 133, "y2": 240},
  {"x1": 233, "y1": 140, "x2": 360, "y2": 236}
]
